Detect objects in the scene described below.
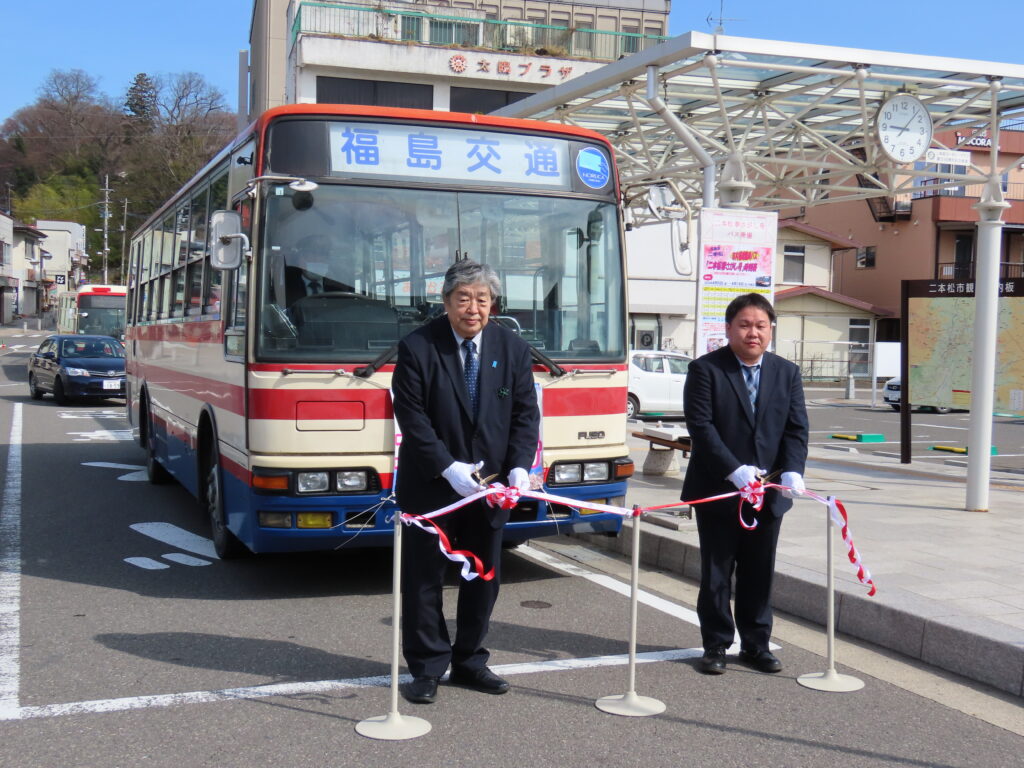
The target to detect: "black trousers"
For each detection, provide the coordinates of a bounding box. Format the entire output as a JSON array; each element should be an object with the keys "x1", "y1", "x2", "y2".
[
  {"x1": 401, "y1": 501, "x2": 503, "y2": 678},
  {"x1": 695, "y1": 502, "x2": 783, "y2": 652}
]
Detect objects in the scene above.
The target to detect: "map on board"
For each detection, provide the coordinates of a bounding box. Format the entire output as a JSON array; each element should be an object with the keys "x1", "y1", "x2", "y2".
[{"x1": 905, "y1": 280, "x2": 1024, "y2": 415}]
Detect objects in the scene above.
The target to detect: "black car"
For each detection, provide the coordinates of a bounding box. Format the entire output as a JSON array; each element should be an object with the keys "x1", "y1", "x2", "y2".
[{"x1": 27, "y1": 335, "x2": 126, "y2": 404}]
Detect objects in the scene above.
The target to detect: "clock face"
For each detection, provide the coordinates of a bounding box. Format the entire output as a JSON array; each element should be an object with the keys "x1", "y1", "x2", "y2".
[{"x1": 877, "y1": 94, "x2": 932, "y2": 163}]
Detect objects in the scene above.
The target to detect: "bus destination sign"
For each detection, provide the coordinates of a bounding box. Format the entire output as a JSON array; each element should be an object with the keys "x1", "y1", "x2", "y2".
[{"x1": 329, "y1": 122, "x2": 577, "y2": 189}]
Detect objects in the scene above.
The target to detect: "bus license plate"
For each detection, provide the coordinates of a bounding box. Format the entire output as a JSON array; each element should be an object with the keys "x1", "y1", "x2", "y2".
[{"x1": 103, "y1": 379, "x2": 121, "y2": 390}]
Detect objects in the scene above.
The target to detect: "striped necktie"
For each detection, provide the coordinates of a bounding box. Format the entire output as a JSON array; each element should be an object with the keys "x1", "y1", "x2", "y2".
[
  {"x1": 742, "y1": 364, "x2": 760, "y2": 412},
  {"x1": 463, "y1": 339, "x2": 480, "y2": 417}
]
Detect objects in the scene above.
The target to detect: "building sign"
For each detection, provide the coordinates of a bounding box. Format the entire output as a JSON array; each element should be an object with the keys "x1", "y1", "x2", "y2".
[
  {"x1": 925, "y1": 148, "x2": 972, "y2": 166},
  {"x1": 329, "y1": 122, "x2": 576, "y2": 189},
  {"x1": 695, "y1": 208, "x2": 778, "y2": 356},
  {"x1": 447, "y1": 54, "x2": 573, "y2": 81},
  {"x1": 955, "y1": 132, "x2": 998, "y2": 150}
]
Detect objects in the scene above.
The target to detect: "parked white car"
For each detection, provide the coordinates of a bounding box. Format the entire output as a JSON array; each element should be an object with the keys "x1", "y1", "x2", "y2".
[
  {"x1": 883, "y1": 376, "x2": 953, "y2": 413},
  {"x1": 627, "y1": 350, "x2": 692, "y2": 418}
]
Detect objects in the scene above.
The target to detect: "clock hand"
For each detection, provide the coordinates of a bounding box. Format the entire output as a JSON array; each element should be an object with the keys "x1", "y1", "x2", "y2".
[{"x1": 896, "y1": 108, "x2": 920, "y2": 135}]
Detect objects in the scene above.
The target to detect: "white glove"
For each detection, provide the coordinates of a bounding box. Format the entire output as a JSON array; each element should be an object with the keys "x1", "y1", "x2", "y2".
[
  {"x1": 728, "y1": 464, "x2": 766, "y2": 490},
  {"x1": 508, "y1": 467, "x2": 530, "y2": 493},
  {"x1": 780, "y1": 471, "x2": 806, "y2": 499},
  {"x1": 442, "y1": 460, "x2": 485, "y2": 497}
]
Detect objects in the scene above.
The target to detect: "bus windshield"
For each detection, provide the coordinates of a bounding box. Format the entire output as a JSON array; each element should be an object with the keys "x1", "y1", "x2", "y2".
[
  {"x1": 78, "y1": 294, "x2": 126, "y2": 338},
  {"x1": 257, "y1": 183, "x2": 624, "y2": 362}
]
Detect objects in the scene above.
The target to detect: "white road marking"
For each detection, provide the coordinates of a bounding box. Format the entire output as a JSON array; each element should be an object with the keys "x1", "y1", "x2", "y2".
[
  {"x1": 124, "y1": 557, "x2": 170, "y2": 570},
  {"x1": 515, "y1": 544, "x2": 702, "y2": 626},
  {"x1": 1, "y1": 647, "x2": 703, "y2": 721},
  {"x1": 68, "y1": 429, "x2": 134, "y2": 442},
  {"x1": 59, "y1": 410, "x2": 126, "y2": 420},
  {"x1": 130, "y1": 523, "x2": 218, "y2": 560},
  {"x1": 0, "y1": 405, "x2": 22, "y2": 718},
  {"x1": 162, "y1": 553, "x2": 212, "y2": 567},
  {"x1": 83, "y1": 462, "x2": 147, "y2": 482}
]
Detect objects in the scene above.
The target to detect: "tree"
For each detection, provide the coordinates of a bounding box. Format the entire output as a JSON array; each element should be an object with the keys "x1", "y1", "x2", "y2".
[{"x1": 124, "y1": 73, "x2": 159, "y2": 133}]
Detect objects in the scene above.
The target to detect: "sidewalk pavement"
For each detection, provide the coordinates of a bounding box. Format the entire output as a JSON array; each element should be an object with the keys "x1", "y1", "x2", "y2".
[{"x1": 575, "y1": 416, "x2": 1024, "y2": 698}]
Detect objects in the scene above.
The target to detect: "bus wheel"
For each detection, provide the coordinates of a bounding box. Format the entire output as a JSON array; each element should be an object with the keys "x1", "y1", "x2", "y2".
[
  {"x1": 204, "y1": 440, "x2": 247, "y2": 559},
  {"x1": 144, "y1": 403, "x2": 172, "y2": 485},
  {"x1": 28, "y1": 374, "x2": 43, "y2": 400}
]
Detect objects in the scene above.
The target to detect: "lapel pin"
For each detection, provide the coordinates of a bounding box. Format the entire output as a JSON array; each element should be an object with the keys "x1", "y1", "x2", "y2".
[{"x1": 497, "y1": 386, "x2": 510, "y2": 398}]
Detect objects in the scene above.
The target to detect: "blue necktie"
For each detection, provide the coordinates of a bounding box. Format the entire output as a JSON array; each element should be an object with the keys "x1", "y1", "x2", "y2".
[
  {"x1": 463, "y1": 339, "x2": 480, "y2": 417},
  {"x1": 742, "y1": 364, "x2": 760, "y2": 412}
]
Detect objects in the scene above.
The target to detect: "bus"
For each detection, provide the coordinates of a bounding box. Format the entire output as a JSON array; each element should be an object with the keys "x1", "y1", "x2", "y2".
[
  {"x1": 125, "y1": 104, "x2": 632, "y2": 558},
  {"x1": 56, "y1": 285, "x2": 128, "y2": 338}
]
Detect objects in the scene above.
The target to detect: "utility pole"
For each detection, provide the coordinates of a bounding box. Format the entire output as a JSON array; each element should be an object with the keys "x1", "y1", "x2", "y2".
[
  {"x1": 119, "y1": 197, "x2": 129, "y2": 284},
  {"x1": 101, "y1": 174, "x2": 111, "y2": 283}
]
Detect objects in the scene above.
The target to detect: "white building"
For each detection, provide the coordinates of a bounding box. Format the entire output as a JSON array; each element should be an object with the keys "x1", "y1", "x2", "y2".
[
  {"x1": 11, "y1": 221, "x2": 47, "y2": 318},
  {"x1": 0, "y1": 212, "x2": 15, "y2": 324},
  {"x1": 36, "y1": 220, "x2": 88, "y2": 293},
  {"x1": 247, "y1": 0, "x2": 670, "y2": 116}
]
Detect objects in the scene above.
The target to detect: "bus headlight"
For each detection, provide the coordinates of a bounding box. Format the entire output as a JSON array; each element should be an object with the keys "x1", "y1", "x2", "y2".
[
  {"x1": 552, "y1": 463, "x2": 582, "y2": 484},
  {"x1": 336, "y1": 471, "x2": 368, "y2": 491},
  {"x1": 297, "y1": 471, "x2": 329, "y2": 493},
  {"x1": 583, "y1": 462, "x2": 610, "y2": 481}
]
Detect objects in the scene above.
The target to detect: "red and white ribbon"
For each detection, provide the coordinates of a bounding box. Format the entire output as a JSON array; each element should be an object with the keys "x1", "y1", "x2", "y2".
[{"x1": 400, "y1": 480, "x2": 876, "y2": 595}]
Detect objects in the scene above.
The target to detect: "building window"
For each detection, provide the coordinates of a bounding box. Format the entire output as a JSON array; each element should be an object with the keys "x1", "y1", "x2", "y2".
[
  {"x1": 782, "y1": 244, "x2": 805, "y2": 283},
  {"x1": 316, "y1": 77, "x2": 432, "y2": 110},
  {"x1": 856, "y1": 246, "x2": 876, "y2": 269},
  {"x1": 450, "y1": 87, "x2": 529, "y2": 114}
]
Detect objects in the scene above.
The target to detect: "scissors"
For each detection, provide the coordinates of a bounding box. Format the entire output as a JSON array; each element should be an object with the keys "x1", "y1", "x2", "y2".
[{"x1": 473, "y1": 469, "x2": 498, "y2": 485}]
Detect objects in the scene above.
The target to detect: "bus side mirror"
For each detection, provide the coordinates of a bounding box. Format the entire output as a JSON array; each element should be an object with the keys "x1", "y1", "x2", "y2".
[{"x1": 210, "y1": 210, "x2": 246, "y2": 270}]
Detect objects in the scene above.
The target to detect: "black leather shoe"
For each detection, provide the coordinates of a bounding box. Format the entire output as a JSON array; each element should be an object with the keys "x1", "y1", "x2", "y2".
[
  {"x1": 738, "y1": 648, "x2": 783, "y2": 673},
  {"x1": 698, "y1": 647, "x2": 727, "y2": 675},
  {"x1": 402, "y1": 676, "x2": 440, "y2": 704},
  {"x1": 449, "y1": 666, "x2": 510, "y2": 694}
]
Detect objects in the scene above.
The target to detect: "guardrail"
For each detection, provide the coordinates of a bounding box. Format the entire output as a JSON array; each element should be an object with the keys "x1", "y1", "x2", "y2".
[{"x1": 290, "y1": 0, "x2": 668, "y2": 61}]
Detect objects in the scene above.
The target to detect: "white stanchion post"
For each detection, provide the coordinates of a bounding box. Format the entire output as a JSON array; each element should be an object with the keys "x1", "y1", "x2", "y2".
[
  {"x1": 356, "y1": 511, "x2": 432, "y2": 740},
  {"x1": 798, "y1": 499, "x2": 864, "y2": 693},
  {"x1": 596, "y1": 508, "x2": 666, "y2": 717}
]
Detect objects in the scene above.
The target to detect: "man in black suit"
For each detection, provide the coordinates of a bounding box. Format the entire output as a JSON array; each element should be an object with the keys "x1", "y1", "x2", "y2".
[
  {"x1": 682, "y1": 293, "x2": 808, "y2": 675},
  {"x1": 392, "y1": 259, "x2": 539, "y2": 704}
]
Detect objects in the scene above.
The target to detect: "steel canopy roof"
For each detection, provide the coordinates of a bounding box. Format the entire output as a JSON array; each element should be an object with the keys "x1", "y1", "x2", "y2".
[{"x1": 493, "y1": 31, "x2": 1024, "y2": 226}]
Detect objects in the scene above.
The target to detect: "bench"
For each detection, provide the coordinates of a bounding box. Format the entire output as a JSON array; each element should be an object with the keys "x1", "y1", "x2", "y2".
[{"x1": 631, "y1": 426, "x2": 691, "y2": 475}]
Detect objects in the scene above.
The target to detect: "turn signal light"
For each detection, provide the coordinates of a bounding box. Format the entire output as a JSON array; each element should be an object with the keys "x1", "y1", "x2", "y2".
[
  {"x1": 253, "y1": 474, "x2": 289, "y2": 491},
  {"x1": 613, "y1": 458, "x2": 634, "y2": 479}
]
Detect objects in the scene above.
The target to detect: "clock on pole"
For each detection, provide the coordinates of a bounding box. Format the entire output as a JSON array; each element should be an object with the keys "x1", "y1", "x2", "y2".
[{"x1": 876, "y1": 93, "x2": 933, "y2": 163}]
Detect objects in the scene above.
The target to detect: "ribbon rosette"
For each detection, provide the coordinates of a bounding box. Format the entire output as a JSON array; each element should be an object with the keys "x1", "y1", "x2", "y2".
[
  {"x1": 484, "y1": 482, "x2": 521, "y2": 510},
  {"x1": 737, "y1": 480, "x2": 765, "y2": 530}
]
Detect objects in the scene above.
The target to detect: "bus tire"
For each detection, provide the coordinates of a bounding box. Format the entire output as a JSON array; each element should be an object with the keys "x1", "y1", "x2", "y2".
[
  {"x1": 28, "y1": 374, "x2": 43, "y2": 400},
  {"x1": 143, "y1": 399, "x2": 172, "y2": 485},
  {"x1": 203, "y1": 438, "x2": 248, "y2": 559}
]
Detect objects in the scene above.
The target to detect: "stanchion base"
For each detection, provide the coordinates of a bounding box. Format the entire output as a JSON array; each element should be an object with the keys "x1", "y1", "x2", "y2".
[
  {"x1": 595, "y1": 691, "x2": 666, "y2": 717},
  {"x1": 797, "y1": 670, "x2": 864, "y2": 692},
  {"x1": 356, "y1": 711, "x2": 432, "y2": 740}
]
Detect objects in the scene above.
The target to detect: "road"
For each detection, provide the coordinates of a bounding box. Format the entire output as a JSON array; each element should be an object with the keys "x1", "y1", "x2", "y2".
[{"x1": 0, "y1": 334, "x2": 1021, "y2": 766}]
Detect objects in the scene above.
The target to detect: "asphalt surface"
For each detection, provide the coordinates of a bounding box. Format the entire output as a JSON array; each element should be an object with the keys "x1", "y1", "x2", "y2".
[{"x1": 0, "y1": 323, "x2": 1021, "y2": 766}]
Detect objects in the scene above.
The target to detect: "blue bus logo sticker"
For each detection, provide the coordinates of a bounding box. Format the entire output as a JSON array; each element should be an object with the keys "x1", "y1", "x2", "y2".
[{"x1": 576, "y1": 147, "x2": 610, "y2": 189}]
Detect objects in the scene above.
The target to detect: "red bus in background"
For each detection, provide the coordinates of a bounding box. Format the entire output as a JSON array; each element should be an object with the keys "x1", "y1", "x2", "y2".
[{"x1": 56, "y1": 285, "x2": 128, "y2": 339}]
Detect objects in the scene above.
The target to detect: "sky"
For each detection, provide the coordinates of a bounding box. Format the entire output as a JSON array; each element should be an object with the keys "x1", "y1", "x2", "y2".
[{"x1": 1, "y1": 0, "x2": 1022, "y2": 123}]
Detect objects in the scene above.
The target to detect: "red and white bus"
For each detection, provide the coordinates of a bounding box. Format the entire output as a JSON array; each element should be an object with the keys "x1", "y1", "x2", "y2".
[
  {"x1": 125, "y1": 104, "x2": 633, "y2": 557},
  {"x1": 56, "y1": 284, "x2": 128, "y2": 338}
]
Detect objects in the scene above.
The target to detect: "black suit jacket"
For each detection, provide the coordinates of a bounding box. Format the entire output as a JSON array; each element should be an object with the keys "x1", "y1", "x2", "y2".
[
  {"x1": 681, "y1": 346, "x2": 808, "y2": 518},
  {"x1": 392, "y1": 316, "x2": 540, "y2": 526}
]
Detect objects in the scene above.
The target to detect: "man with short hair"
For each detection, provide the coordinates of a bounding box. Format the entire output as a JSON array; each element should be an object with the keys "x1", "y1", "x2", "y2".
[
  {"x1": 681, "y1": 292, "x2": 808, "y2": 675},
  {"x1": 392, "y1": 259, "x2": 539, "y2": 704}
]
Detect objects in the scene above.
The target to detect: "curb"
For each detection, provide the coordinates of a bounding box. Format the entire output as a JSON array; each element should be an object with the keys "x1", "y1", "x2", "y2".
[{"x1": 571, "y1": 520, "x2": 1024, "y2": 698}]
